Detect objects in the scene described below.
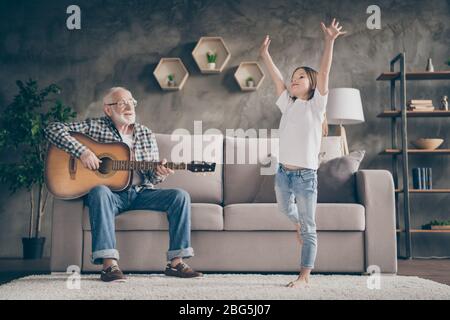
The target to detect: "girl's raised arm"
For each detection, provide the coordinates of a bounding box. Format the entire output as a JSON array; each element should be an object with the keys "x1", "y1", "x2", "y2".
[
  {"x1": 317, "y1": 18, "x2": 346, "y2": 95},
  {"x1": 259, "y1": 35, "x2": 287, "y2": 97}
]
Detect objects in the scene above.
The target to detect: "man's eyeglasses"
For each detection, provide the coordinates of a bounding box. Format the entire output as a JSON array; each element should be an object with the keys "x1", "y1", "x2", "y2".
[{"x1": 106, "y1": 98, "x2": 137, "y2": 110}]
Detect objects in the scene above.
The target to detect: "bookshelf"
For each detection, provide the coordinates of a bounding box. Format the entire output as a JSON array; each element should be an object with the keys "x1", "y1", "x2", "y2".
[
  {"x1": 377, "y1": 53, "x2": 450, "y2": 258},
  {"x1": 395, "y1": 189, "x2": 450, "y2": 193},
  {"x1": 378, "y1": 110, "x2": 450, "y2": 118}
]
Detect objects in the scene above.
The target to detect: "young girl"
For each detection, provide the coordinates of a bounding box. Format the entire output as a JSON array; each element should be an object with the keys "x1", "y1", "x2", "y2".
[{"x1": 259, "y1": 19, "x2": 346, "y2": 288}]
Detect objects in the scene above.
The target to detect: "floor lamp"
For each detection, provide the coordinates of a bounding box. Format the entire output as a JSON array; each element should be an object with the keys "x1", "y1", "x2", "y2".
[{"x1": 326, "y1": 88, "x2": 365, "y2": 155}]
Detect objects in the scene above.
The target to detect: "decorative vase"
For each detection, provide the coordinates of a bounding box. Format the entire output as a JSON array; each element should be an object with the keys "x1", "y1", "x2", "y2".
[
  {"x1": 441, "y1": 96, "x2": 448, "y2": 111},
  {"x1": 412, "y1": 138, "x2": 444, "y2": 150},
  {"x1": 426, "y1": 58, "x2": 434, "y2": 72},
  {"x1": 208, "y1": 62, "x2": 216, "y2": 70},
  {"x1": 22, "y1": 237, "x2": 46, "y2": 259}
]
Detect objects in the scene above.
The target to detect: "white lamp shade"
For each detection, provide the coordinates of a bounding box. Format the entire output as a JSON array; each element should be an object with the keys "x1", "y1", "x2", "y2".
[{"x1": 326, "y1": 88, "x2": 365, "y2": 125}]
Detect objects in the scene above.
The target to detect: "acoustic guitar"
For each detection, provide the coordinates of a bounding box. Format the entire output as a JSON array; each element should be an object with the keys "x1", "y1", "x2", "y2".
[{"x1": 45, "y1": 132, "x2": 216, "y2": 199}]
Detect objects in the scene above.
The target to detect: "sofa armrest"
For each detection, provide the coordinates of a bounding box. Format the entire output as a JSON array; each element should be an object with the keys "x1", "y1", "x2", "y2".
[
  {"x1": 356, "y1": 170, "x2": 397, "y2": 274},
  {"x1": 50, "y1": 198, "x2": 84, "y2": 272}
]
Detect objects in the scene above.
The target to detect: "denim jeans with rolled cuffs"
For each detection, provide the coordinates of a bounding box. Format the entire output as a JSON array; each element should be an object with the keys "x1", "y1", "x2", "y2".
[
  {"x1": 274, "y1": 164, "x2": 318, "y2": 269},
  {"x1": 84, "y1": 185, "x2": 194, "y2": 265}
]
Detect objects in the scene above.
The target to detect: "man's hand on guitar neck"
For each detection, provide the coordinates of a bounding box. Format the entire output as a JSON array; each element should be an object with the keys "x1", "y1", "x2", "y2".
[
  {"x1": 80, "y1": 148, "x2": 173, "y2": 181},
  {"x1": 80, "y1": 148, "x2": 102, "y2": 170},
  {"x1": 156, "y1": 158, "x2": 174, "y2": 179}
]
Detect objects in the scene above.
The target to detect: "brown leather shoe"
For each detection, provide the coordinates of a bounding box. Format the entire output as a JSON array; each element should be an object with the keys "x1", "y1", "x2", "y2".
[
  {"x1": 164, "y1": 262, "x2": 203, "y2": 278},
  {"x1": 100, "y1": 264, "x2": 127, "y2": 282}
]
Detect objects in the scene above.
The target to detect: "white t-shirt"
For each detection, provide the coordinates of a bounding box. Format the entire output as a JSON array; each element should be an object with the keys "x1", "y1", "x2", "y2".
[
  {"x1": 276, "y1": 88, "x2": 328, "y2": 170},
  {"x1": 119, "y1": 132, "x2": 143, "y2": 185}
]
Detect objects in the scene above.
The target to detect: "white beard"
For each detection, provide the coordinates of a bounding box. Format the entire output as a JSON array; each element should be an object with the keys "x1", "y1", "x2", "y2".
[{"x1": 112, "y1": 111, "x2": 135, "y2": 126}]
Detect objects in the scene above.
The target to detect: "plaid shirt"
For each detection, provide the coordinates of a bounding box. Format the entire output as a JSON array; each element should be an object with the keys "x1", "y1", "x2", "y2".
[{"x1": 44, "y1": 116, "x2": 165, "y2": 191}]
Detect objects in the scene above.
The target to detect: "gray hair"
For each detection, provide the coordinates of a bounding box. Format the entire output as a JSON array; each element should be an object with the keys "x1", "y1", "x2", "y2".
[{"x1": 102, "y1": 87, "x2": 131, "y2": 105}]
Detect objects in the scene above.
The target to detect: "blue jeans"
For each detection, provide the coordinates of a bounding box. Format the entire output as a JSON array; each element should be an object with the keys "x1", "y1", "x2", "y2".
[
  {"x1": 274, "y1": 164, "x2": 318, "y2": 269},
  {"x1": 84, "y1": 185, "x2": 193, "y2": 265}
]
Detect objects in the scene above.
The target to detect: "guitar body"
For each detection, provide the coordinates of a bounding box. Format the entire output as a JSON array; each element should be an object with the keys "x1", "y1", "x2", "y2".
[{"x1": 45, "y1": 132, "x2": 131, "y2": 199}]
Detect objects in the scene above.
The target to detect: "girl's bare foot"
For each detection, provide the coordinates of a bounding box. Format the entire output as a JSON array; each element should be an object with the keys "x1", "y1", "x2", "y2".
[
  {"x1": 286, "y1": 276, "x2": 308, "y2": 288},
  {"x1": 286, "y1": 268, "x2": 312, "y2": 288}
]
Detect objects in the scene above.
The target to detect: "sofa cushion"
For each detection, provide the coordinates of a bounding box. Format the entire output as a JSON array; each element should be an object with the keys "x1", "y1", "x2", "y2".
[
  {"x1": 223, "y1": 203, "x2": 365, "y2": 231},
  {"x1": 223, "y1": 136, "x2": 355, "y2": 205},
  {"x1": 155, "y1": 134, "x2": 223, "y2": 204},
  {"x1": 83, "y1": 203, "x2": 223, "y2": 231},
  {"x1": 317, "y1": 150, "x2": 365, "y2": 203},
  {"x1": 224, "y1": 136, "x2": 278, "y2": 205}
]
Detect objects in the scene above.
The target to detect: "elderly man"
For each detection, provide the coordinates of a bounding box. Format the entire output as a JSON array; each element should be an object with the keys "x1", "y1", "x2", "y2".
[{"x1": 44, "y1": 87, "x2": 202, "y2": 282}]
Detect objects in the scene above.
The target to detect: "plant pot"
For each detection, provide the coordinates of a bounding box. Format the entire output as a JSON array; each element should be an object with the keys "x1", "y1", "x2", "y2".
[
  {"x1": 167, "y1": 80, "x2": 176, "y2": 87},
  {"x1": 22, "y1": 237, "x2": 45, "y2": 259},
  {"x1": 246, "y1": 80, "x2": 255, "y2": 88},
  {"x1": 431, "y1": 225, "x2": 450, "y2": 230},
  {"x1": 207, "y1": 62, "x2": 216, "y2": 70}
]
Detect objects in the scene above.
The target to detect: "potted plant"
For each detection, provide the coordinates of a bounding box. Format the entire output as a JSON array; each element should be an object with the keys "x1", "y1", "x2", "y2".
[
  {"x1": 246, "y1": 76, "x2": 255, "y2": 88},
  {"x1": 0, "y1": 79, "x2": 76, "y2": 259},
  {"x1": 422, "y1": 219, "x2": 450, "y2": 230},
  {"x1": 167, "y1": 74, "x2": 176, "y2": 87},
  {"x1": 206, "y1": 50, "x2": 217, "y2": 70}
]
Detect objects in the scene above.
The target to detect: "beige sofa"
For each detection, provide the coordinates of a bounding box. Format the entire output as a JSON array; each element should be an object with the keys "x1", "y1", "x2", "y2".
[{"x1": 50, "y1": 135, "x2": 397, "y2": 274}]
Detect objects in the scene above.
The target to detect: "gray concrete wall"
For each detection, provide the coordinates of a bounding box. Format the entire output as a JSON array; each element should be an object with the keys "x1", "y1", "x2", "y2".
[{"x1": 0, "y1": 0, "x2": 449, "y2": 258}]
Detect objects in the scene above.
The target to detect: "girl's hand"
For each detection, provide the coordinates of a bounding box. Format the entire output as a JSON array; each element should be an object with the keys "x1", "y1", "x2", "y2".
[
  {"x1": 259, "y1": 35, "x2": 271, "y2": 58},
  {"x1": 321, "y1": 18, "x2": 347, "y2": 42}
]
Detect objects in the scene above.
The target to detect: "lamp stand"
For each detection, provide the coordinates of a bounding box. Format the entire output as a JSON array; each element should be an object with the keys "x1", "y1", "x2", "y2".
[{"x1": 337, "y1": 124, "x2": 349, "y2": 155}]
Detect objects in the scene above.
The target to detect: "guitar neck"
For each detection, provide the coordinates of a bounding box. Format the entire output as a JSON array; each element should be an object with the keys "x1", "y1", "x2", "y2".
[{"x1": 112, "y1": 161, "x2": 187, "y2": 171}]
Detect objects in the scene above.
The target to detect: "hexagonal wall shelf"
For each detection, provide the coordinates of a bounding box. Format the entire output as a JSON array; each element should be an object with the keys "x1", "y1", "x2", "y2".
[
  {"x1": 192, "y1": 37, "x2": 231, "y2": 74},
  {"x1": 234, "y1": 61, "x2": 265, "y2": 91},
  {"x1": 153, "y1": 58, "x2": 189, "y2": 91}
]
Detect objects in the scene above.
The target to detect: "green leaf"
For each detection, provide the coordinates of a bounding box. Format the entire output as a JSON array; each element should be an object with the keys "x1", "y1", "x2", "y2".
[{"x1": 0, "y1": 79, "x2": 76, "y2": 195}]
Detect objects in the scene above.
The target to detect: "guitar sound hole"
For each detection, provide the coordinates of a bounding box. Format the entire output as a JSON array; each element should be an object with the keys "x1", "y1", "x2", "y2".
[{"x1": 98, "y1": 157, "x2": 113, "y2": 175}]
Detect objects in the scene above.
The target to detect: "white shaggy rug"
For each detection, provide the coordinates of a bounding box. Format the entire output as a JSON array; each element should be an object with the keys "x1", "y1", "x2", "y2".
[{"x1": 0, "y1": 273, "x2": 449, "y2": 300}]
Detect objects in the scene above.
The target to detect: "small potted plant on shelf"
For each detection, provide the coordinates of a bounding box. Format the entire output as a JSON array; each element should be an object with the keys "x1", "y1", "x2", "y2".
[
  {"x1": 422, "y1": 219, "x2": 450, "y2": 230},
  {"x1": 206, "y1": 51, "x2": 217, "y2": 70},
  {"x1": 167, "y1": 74, "x2": 176, "y2": 87},
  {"x1": 246, "y1": 76, "x2": 255, "y2": 88}
]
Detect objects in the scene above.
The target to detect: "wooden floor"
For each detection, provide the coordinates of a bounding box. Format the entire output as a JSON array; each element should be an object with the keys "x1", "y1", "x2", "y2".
[
  {"x1": 1, "y1": 258, "x2": 449, "y2": 286},
  {"x1": 397, "y1": 258, "x2": 450, "y2": 286}
]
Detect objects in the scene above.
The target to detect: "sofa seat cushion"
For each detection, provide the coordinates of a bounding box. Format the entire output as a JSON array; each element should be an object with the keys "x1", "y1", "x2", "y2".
[
  {"x1": 224, "y1": 203, "x2": 365, "y2": 231},
  {"x1": 83, "y1": 203, "x2": 223, "y2": 231}
]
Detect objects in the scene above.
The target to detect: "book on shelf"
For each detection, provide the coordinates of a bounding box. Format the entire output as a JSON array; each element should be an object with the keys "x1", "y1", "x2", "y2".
[
  {"x1": 407, "y1": 105, "x2": 435, "y2": 111},
  {"x1": 428, "y1": 168, "x2": 432, "y2": 189},
  {"x1": 412, "y1": 167, "x2": 433, "y2": 190},
  {"x1": 412, "y1": 168, "x2": 420, "y2": 189},
  {"x1": 407, "y1": 99, "x2": 435, "y2": 111},
  {"x1": 424, "y1": 168, "x2": 428, "y2": 190},
  {"x1": 408, "y1": 99, "x2": 433, "y2": 105}
]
